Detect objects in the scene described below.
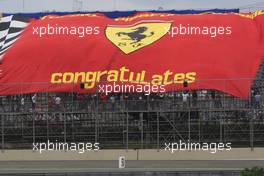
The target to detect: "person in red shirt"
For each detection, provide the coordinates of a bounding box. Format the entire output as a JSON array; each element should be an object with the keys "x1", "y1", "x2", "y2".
[
  {"x1": 100, "y1": 93, "x2": 107, "y2": 102},
  {"x1": 48, "y1": 96, "x2": 54, "y2": 111},
  {"x1": 100, "y1": 93, "x2": 107, "y2": 111}
]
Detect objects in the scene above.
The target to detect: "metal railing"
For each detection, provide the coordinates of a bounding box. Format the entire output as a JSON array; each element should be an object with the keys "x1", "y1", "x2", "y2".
[{"x1": 0, "y1": 80, "x2": 264, "y2": 150}]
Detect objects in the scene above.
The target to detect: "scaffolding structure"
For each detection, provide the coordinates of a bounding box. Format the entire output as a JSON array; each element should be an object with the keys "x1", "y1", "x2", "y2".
[{"x1": 0, "y1": 91, "x2": 264, "y2": 151}]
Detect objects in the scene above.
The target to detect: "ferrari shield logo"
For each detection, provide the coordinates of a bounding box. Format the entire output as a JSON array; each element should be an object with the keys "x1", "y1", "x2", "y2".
[{"x1": 105, "y1": 21, "x2": 172, "y2": 54}]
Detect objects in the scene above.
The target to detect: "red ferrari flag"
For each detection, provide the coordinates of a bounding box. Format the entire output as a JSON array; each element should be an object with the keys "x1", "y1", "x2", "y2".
[{"x1": 0, "y1": 11, "x2": 264, "y2": 98}]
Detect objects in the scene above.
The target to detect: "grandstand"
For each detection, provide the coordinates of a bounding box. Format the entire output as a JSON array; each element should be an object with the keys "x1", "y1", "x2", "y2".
[{"x1": 0, "y1": 59, "x2": 264, "y2": 150}]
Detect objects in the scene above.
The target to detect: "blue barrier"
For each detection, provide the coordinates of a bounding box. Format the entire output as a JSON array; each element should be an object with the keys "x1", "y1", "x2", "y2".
[{"x1": 3, "y1": 9, "x2": 239, "y2": 19}]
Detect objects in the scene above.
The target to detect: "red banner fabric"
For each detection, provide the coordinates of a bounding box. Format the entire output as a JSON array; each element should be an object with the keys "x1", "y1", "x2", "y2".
[{"x1": 0, "y1": 11, "x2": 264, "y2": 98}]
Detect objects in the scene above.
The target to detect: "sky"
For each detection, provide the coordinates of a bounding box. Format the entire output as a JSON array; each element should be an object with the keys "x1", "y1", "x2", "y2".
[{"x1": 0, "y1": 0, "x2": 264, "y2": 13}]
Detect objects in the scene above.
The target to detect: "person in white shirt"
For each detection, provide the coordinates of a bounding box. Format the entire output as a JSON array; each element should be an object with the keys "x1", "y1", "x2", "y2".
[
  {"x1": 31, "y1": 94, "x2": 37, "y2": 111},
  {"x1": 55, "y1": 96, "x2": 61, "y2": 105},
  {"x1": 0, "y1": 96, "x2": 5, "y2": 112},
  {"x1": 54, "y1": 96, "x2": 62, "y2": 111},
  {"x1": 254, "y1": 93, "x2": 261, "y2": 108},
  {"x1": 182, "y1": 91, "x2": 189, "y2": 107},
  {"x1": 20, "y1": 97, "x2": 25, "y2": 112}
]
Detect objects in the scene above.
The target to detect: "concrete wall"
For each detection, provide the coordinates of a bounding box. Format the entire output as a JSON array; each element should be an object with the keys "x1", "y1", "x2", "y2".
[{"x1": 0, "y1": 148, "x2": 263, "y2": 161}]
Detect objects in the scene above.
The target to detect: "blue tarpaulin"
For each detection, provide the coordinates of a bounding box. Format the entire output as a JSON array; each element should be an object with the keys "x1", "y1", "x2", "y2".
[{"x1": 3, "y1": 9, "x2": 239, "y2": 19}]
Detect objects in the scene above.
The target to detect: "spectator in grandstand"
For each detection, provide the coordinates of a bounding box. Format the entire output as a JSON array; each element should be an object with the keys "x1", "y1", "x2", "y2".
[
  {"x1": 254, "y1": 92, "x2": 261, "y2": 108},
  {"x1": 182, "y1": 91, "x2": 189, "y2": 107},
  {"x1": 192, "y1": 91, "x2": 198, "y2": 108},
  {"x1": 201, "y1": 90, "x2": 207, "y2": 100},
  {"x1": 85, "y1": 94, "x2": 93, "y2": 110},
  {"x1": 215, "y1": 93, "x2": 222, "y2": 108},
  {"x1": 13, "y1": 95, "x2": 20, "y2": 112},
  {"x1": 211, "y1": 90, "x2": 216, "y2": 108},
  {"x1": 124, "y1": 93, "x2": 129, "y2": 100},
  {"x1": 250, "y1": 89, "x2": 254, "y2": 99},
  {"x1": 31, "y1": 93, "x2": 37, "y2": 111},
  {"x1": 250, "y1": 89, "x2": 256, "y2": 108},
  {"x1": 168, "y1": 92, "x2": 174, "y2": 99},
  {"x1": 150, "y1": 93, "x2": 159, "y2": 109},
  {"x1": 138, "y1": 93, "x2": 147, "y2": 110},
  {"x1": 54, "y1": 95, "x2": 62, "y2": 111},
  {"x1": 119, "y1": 93, "x2": 124, "y2": 101},
  {"x1": 0, "y1": 96, "x2": 5, "y2": 112},
  {"x1": 76, "y1": 93, "x2": 85, "y2": 110},
  {"x1": 110, "y1": 94, "x2": 115, "y2": 111},
  {"x1": 8, "y1": 95, "x2": 14, "y2": 112},
  {"x1": 90, "y1": 94, "x2": 97, "y2": 110},
  {"x1": 48, "y1": 96, "x2": 54, "y2": 111},
  {"x1": 20, "y1": 96, "x2": 25, "y2": 112},
  {"x1": 159, "y1": 93, "x2": 164, "y2": 100},
  {"x1": 123, "y1": 93, "x2": 129, "y2": 110},
  {"x1": 100, "y1": 93, "x2": 107, "y2": 102},
  {"x1": 100, "y1": 93, "x2": 107, "y2": 111}
]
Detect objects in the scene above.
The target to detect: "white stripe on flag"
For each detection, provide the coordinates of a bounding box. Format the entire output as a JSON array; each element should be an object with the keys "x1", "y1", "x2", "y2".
[
  {"x1": 10, "y1": 20, "x2": 28, "y2": 28},
  {"x1": 1, "y1": 37, "x2": 18, "y2": 50},
  {"x1": 5, "y1": 30, "x2": 22, "y2": 40},
  {"x1": 0, "y1": 29, "x2": 9, "y2": 39},
  {"x1": 0, "y1": 45, "x2": 11, "y2": 55},
  {"x1": 0, "y1": 15, "x2": 13, "y2": 23}
]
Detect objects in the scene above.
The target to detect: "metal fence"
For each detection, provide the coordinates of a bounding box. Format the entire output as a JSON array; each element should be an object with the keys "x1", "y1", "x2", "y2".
[{"x1": 0, "y1": 80, "x2": 264, "y2": 150}]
